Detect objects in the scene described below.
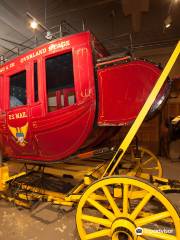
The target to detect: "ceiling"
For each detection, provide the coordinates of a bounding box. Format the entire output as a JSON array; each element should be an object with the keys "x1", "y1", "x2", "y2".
[{"x1": 0, "y1": 0, "x2": 180, "y2": 62}]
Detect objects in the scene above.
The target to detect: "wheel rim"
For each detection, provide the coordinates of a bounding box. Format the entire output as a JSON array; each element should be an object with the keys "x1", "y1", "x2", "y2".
[
  {"x1": 76, "y1": 176, "x2": 180, "y2": 240},
  {"x1": 136, "y1": 147, "x2": 162, "y2": 178},
  {"x1": 123, "y1": 146, "x2": 163, "y2": 178}
]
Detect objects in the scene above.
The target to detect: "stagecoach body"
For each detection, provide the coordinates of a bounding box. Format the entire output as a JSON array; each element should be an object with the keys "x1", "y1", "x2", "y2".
[
  {"x1": 0, "y1": 35, "x2": 179, "y2": 240},
  {"x1": 0, "y1": 31, "x2": 170, "y2": 162}
]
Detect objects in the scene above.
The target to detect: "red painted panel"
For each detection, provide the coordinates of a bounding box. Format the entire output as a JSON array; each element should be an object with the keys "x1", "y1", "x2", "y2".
[
  {"x1": 97, "y1": 59, "x2": 167, "y2": 125},
  {"x1": 0, "y1": 32, "x2": 98, "y2": 162},
  {"x1": 0, "y1": 32, "x2": 171, "y2": 163}
]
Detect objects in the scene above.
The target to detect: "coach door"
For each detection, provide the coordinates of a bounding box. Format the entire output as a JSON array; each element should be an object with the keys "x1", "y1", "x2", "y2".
[{"x1": 4, "y1": 64, "x2": 38, "y2": 156}]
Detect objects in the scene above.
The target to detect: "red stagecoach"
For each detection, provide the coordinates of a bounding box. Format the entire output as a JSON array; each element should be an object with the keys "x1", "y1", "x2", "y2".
[{"x1": 0, "y1": 31, "x2": 171, "y2": 162}]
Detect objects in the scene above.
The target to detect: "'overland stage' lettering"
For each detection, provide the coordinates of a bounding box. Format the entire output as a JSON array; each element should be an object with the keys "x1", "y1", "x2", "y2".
[
  {"x1": 20, "y1": 48, "x2": 47, "y2": 63},
  {"x1": 0, "y1": 39, "x2": 71, "y2": 72},
  {"x1": 20, "y1": 40, "x2": 70, "y2": 63}
]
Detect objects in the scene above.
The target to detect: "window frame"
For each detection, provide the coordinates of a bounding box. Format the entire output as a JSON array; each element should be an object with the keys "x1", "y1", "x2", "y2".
[
  {"x1": 8, "y1": 66, "x2": 28, "y2": 110},
  {"x1": 33, "y1": 61, "x2": 39, "y2": 103},
  {"x1": 44, "y1": 49, "x2": 76, "y2": 113}
]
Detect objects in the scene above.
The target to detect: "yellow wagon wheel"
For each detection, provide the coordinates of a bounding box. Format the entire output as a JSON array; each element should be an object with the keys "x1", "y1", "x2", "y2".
[
  {"x1": 123, "y1": 146, "x2": 163, "y2": 178},
  {"x1": 76, "y1": 176, "x2": 180, "y2": 240},
  {"x1": 133, "y1": 147, "x2": 163, "y2": 178}
]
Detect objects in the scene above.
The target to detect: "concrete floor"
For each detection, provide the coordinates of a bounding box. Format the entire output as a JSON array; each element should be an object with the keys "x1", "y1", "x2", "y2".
[
  {"x1": 0, "y1": 201, "x2": 78, "y2": 240},
  {"x1": 0, "y1": 158, "x2": 179, "y2": 240}
]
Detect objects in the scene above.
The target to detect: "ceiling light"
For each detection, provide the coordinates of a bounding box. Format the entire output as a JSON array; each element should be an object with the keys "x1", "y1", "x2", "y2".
[
  {"x1": 164, "y1": 15, "x2": 172, "y2": 29},
  {"x1": 26, "y1": 12, "x2": 55, "y2": 40},
  {"x1": 30, "y1": 20, "x2": 38, "y2": 29},
  {"x1": 165, "y1": 23, "x2": 171, "y2": 28}
]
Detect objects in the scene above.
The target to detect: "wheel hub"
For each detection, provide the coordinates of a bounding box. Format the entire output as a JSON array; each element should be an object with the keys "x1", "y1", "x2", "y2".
[{"x1": 111, "y1": 218, "x2": 137, "y2": 240}]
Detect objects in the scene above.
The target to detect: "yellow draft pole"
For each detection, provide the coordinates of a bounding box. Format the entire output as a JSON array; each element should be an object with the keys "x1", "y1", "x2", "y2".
[{"x1": 103, "y1": 41, "x2": 180, "y2": 177}]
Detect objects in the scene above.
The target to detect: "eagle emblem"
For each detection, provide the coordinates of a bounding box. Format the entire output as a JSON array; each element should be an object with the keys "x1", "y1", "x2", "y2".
[{"x1": 8, "y1": 123, "x2": 28, "y2": 147}]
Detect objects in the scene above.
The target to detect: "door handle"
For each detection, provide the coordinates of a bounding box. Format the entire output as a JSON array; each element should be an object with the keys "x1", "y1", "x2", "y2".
[
  {"x1": 0, "y1": 111, "x2": 6, "y2": 115},
  {"x1": 0, "y1": 112, "x2": 6, "y2": 126}
]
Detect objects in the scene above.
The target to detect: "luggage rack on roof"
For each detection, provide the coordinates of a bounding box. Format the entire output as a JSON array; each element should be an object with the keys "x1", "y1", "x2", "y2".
[{"x1": 0, "y1": 20, "x2": 80, "y2": 63}]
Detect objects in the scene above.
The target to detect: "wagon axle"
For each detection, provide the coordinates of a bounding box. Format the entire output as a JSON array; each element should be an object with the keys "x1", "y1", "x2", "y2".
[{"x1": 111, "y1": 218, "x2": 137, "y2": 240}]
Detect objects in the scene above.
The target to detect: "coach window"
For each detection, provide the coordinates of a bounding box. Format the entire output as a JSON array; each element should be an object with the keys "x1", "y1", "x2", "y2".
[
  {"x1": 45, "y1": 52, "x2": 75, "y2": 112},
  {"x1": 10, "y1": 70, "x2": 27, "y2": 109},
  {"x1": 34, "y1": 62, "x2": 38, "y2": 102}
]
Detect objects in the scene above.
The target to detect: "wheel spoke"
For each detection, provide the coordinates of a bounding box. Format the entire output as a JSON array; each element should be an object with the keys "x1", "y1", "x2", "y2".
[
  {"x1": 77, "y1": 177, "x2": 179, "y2": 240},
  {"x1": 132, "y1": 147, "x2": 162, "y2": 178},
  {"x1": 141, "y1": 157, "x2": 154, "y2": 166},
  {"x1": 102, "y1": 186, "x2": 121, "y2": 217},
  {"x1": 82, "y1": 214, "x2": 111, "y2": 228},
  {"x1": 90, "y1": 193, "x2": 107, "y2": 201},
  {"x1": 141, "y1": 150, "x2": 145, "y2": 158},
  {"x1": 130, "y1": 192, "x2": 152, "y2": 220},
  {"x1": 85, "y1": 229, "x2": 111, "y2": 239},
  {"x1": 143, "y1": 228, "x2": 177, "y2": 240},
  {"x1": 138, "y1": 211, "x2": 173, "y2": 223},
  {"x1": 87, "y1": 197, "x2": 115, "y2": 221},
  {"x1": 123, "y1": 184, "x2": 129, "y2": 214},
  {"x1": 142, "y1": 167, "x2": 159, "y2": 171},
  {"x1": 135, "y1": 211, "x2": 171, "y2": 226}
]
